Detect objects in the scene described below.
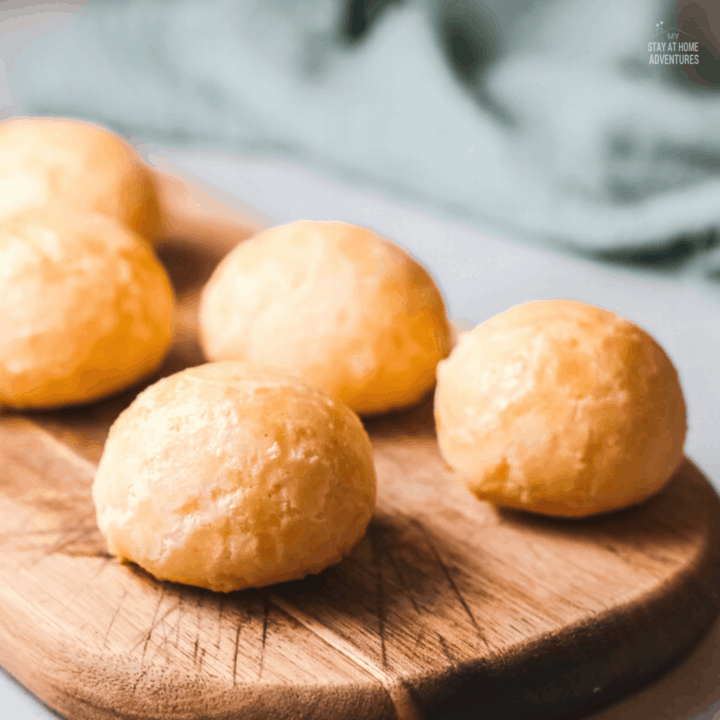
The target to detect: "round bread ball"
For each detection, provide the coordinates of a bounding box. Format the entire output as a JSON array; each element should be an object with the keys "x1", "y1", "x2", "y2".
[
  {"x1": 0, "y1": 116, "x2": 161, "y2": 242},
  {"x1": 434, "y1": 299, "x2": 687, "y2": 517},
  {"x1": 0, "y1": 210, "x2": 175, "y2": 409},
  {"x1": 92, "y1": 362, "x2": 377, "y2": 592},
  {"x1": 198, "y1": 220, "x2": 452, "y2": 415}
]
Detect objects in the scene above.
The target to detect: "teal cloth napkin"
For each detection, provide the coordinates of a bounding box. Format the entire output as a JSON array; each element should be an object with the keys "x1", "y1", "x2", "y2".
[{"x1": 8, "y1": 0, "x2": 720, "y2": 278}]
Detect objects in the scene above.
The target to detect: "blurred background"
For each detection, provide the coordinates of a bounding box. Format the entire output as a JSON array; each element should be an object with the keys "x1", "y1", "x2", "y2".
[{"x1": 2, "y1": 0, "x2": 720, "y2": 274}]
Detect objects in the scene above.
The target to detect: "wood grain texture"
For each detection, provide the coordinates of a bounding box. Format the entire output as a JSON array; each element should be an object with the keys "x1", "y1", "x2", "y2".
[{"x1": 1, "y1": 172, "x2": 720, "y2": 720}]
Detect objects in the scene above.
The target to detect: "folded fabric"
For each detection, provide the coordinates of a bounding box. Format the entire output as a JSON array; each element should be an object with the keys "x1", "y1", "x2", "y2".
[{"x1": 7, "y1": 0, "x2": 720, "y2": 276}]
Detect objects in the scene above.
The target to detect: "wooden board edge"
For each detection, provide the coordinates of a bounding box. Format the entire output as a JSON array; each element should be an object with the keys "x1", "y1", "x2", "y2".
[{"x1": 395, "y1": 460, "x2": 720, "y2": 720}]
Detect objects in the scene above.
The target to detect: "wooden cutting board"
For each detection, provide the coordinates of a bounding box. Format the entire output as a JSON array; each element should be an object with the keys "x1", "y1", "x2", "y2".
[{"x1": 1, "y1": 169, "x2": 720, "y2": 720}]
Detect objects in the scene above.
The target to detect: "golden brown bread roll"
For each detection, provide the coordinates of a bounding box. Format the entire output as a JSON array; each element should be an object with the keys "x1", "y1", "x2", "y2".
[
  {"x1": 0, "y1": 116, "x2": 161, "y2": 242},
  {"x1": 198, "y1": 220, "x2": 452, "y2": 415},
  {"x1": 0, "y1": 210, "x2": 175, "y2": 409},
  {"x1": 434, "y1": 299, "x2": 687, "y2": 517},
  {"x1": 92, "y1": 362, "x2": 377, "y2": 592}
]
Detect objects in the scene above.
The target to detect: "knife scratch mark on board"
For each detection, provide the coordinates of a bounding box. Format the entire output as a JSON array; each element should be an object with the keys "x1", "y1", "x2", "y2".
[
  {"x1": 370, "y1": 529, "x2": 388, "y2": 668},
  {"x1": 437, "y1": 633, "x2": 457, "y2": 663},
  {"x1": 131, "y1": 667, "x2": 150, "y2": 694},
  {"x1": 138, "y1": 588, "x2": 165, "y2": 661},
  {"x1": 412, "y1": 519, "x2": 490, "y2": 650},
  {"x1": 232, "y1": 624, "x2": 241, "y2": 686},
  {"x1": 386, "y1": 542, "x2": 420, "y2": 615},
  {"x1": 195, "y1": 593, "x2": 202, "y2": 641},
  {"x1": 191, "y1": 597, "x2": 199, "y2": 663},
  {"x1": 150, "y1": 602, "x2": 182, "y2": 661},
  {"x1": 258, "y1": 592, "x2": 270, "y2": 681},
  {"x1": 104, "y1": 587, "x2": 128, "y2": 648},
  {"x1": 216, "y1": 596, "x2": 225, "y2": 650},
  {"x1": 174, "y1": 597, "x2": 184, "y2": 649}
]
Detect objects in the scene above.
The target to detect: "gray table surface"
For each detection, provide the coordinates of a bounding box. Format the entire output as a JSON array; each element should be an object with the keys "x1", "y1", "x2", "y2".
[{"x1": 2, "y1": 147, "x2": 720, "y2": 719}]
